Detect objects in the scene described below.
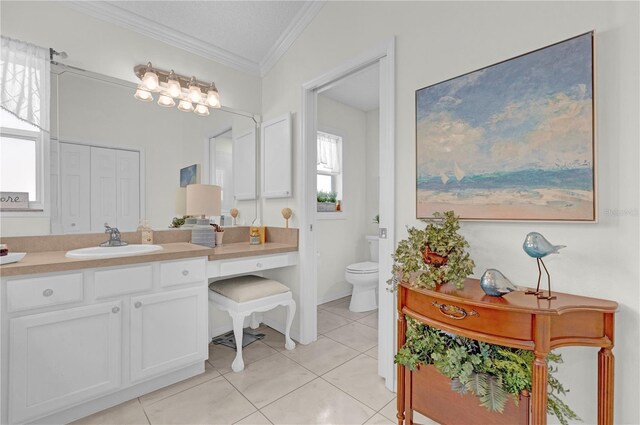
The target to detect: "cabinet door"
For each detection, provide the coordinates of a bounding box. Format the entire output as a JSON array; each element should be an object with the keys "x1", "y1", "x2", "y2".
[
  {"x1": 261, "y1": 113, "x2": 292, "y2": 198},
  {"x1": 9, "y1": 302, "x2": 122, "y2": 424},
  {"x1": 59, "y1": 143, "x2": 91, "y2": 233},
  {"x1": 116, "y1": 149, "x2": 140, "y2": 231},
  {"x1": 90, "y1": 147, "x2": 117, "y2": 232},
  {"x1": 232, "y1": 127, "x2": 256, "y2": 200},
  {"x1": 130, "y1": 287, "x2": 208, "y2": 382}
]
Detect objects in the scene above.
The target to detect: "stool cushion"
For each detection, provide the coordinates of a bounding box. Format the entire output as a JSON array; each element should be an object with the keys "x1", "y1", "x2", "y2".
[{"x1": 209, "y1": 275, "x2": 290, "y2": 303}]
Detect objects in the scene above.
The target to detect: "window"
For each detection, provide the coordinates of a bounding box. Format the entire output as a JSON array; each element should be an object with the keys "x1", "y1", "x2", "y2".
[
  {"x1": 317, "y1": 131, "x2": 343, "y2": 209},
  {"x1": 0, "y1": 109, "x2": 45, "y2": 209}
]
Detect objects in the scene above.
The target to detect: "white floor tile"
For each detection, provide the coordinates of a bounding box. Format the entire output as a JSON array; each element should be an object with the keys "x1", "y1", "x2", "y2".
[
  {"x1": 364, "y1": 345, "x2": 378, "y2": 359},
  {"x1": 224, "y1": 353, "x2": 315, "y2": 408},
  {"x1": 209, "y1": 340, "x2": 278, "y2": 375},
  {"x1": 260, "y1": 378, "x2": 375, "y2": 425},
  {"x1": 139, "y1": 361, "x2": 220, "y2": 406},
  {"x1": 324, "y1": 321, "x2": 378, "y2": 352},
  {"x1": 379, "y1": 399, "x2": 441, "y2": 425},
  {"x1": 282, "y1": 335, "x2": 359, "y2": 375},
  {"x1": 323, "y1": 300, "x2": 376, "y2": 321},
  {"x1": 364, "y1": 413, "x2": 395, "y2": 425},
  {"x1": 255, "y1": 325, "x2": 289, "y2": 352},
  {"x1": 234, "y1": 411, "x2": 272, "y2": 425},
  {"x1": 317, "y1": 309, "x2": 353, "y2": 334},
  {"x1": 357, "y1": 311, "x2": 378, "y2": 329},
  {"x1": 322, "y1": 354, "x2": 394, "y2": 411},
  {"x1": 71, "y1": 399, "x2": 148, "y2": 425},
  {"x1": 144, "y1": 376, "x2": 255, "y2": 424}
]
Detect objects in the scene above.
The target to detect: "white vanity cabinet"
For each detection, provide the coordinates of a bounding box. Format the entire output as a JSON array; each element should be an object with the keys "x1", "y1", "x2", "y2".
[
  {"x1": 9, "y1": 301, "x2": 123, "y2": 424},
  {"x1": 1, "y1": 257, "x2": 208, "y2": 425}
]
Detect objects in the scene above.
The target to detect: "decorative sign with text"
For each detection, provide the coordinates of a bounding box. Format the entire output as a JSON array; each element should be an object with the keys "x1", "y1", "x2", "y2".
[{"x1": 1, "y1": 192, "x2": 29, "y2": 209}]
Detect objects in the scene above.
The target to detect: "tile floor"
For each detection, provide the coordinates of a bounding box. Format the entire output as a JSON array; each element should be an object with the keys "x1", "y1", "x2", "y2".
[{"x1": 73, "y1": 296, "x2": 438, "y2": 425}]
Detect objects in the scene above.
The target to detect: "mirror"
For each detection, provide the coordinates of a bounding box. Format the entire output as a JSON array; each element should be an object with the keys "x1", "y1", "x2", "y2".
[{"x1": 1, "y1": 65, "x2": 259, "y2": 236}]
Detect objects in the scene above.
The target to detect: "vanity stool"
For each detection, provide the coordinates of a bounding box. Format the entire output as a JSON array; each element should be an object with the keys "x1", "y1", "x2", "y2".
[{"x1": 208, "y1": 275, "x2": 296, "y2": 372}]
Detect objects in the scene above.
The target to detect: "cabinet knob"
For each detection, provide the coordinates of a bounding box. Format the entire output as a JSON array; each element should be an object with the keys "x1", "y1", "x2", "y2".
[
  {"x1": 112, "y1": 306, "x2": 120, "y2": 314},
  {"x1": 134, "y1": 301, "x2": 142, "y2": 308},
  {"x1": 256, "y1": 262, "x2": 263, "y2": 268},
  {"x1": 182, "y1": 270, "x2": 189, "y2": 276},
  {"x1": 42, "y1": 288, "x2": 53, "y2": 297},
  {"x1": 71, "y1": 223, "x2": 76, "y2": 227}
]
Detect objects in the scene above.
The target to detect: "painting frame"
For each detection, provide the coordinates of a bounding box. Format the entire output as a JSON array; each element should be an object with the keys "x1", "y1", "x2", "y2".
[
  {"x1": 180, "y1": 164, "x2": 200, "y2": 187},
  {"x1": 416, "y1": 32, "x2": 596, "y2": 222}
]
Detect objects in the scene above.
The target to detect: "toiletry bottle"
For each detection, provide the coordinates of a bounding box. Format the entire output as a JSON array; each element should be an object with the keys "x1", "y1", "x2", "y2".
[
  {"x1": 250, "y1": 227, "x2": 261, "y2": 245},
  {"x1": 141, "y1": 220, "x2": 154, "y2": 244}
]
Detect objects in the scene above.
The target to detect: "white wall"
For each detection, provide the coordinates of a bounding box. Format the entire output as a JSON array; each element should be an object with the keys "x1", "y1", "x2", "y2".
[
  {"x1": 316, "y1": 95, "x2": 368, "y2": 304},
  {"x1": 261, "y1": 2, "x2": 639, "y2": 424}
]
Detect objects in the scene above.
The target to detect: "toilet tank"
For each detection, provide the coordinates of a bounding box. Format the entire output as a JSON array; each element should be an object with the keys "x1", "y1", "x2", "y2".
[{"x1": 366, "y1": 235, "x2": 379, "y2": 262}]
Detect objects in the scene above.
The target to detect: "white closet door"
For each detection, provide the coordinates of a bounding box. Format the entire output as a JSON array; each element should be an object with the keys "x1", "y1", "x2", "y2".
[
  {"x1": 59, "y1": 143, "x2": 91, "y2": 233},
  {"x1": 232, "y1": 127, "x2": 257, "y2": 201},
  {"x1": 116, "y1": 150, "x2": 140, "y2": 231},
  {"x1": 90, "y1": 147, "x2": 117, "y2": 232}
]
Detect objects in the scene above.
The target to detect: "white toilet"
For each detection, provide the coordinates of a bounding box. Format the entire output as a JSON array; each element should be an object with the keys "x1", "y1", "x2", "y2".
[{"x1": 345, "y1": 235, "x2": 379, "y2": 312}]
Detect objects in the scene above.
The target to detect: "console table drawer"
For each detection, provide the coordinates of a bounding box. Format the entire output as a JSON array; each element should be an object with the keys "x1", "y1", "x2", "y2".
[
  {"x1": 6, "y1": 273, "x2": 84, "y2": 313},
  {"x1": 218, "y1": 254, "x2": 290, "y2": 276},
  {"x1": 405, "y1": 289, "x2": 533, "y2": 342}
]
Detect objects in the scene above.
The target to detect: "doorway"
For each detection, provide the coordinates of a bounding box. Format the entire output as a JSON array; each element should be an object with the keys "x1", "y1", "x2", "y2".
[{"x1": 299, "y1": 39, "x2": 396, "y2": 390}]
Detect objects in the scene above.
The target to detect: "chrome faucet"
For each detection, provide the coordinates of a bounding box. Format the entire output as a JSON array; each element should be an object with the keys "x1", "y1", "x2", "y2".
[{"x1": 100, "y1": 223, "x2": 128, "y2": 247}]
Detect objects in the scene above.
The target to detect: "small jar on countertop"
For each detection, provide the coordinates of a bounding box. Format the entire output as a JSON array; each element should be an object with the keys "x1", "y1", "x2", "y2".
[{"x1": 0, "y1": 244, "x2": 8, "y2": 256}]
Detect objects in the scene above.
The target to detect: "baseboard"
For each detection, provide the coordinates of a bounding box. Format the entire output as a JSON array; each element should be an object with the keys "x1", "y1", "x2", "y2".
[{"x1": 317, "y1": 288, "x2": 352, "y2": 306}]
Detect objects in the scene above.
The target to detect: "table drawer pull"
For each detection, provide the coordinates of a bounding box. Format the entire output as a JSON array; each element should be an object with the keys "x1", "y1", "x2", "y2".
[
  {"x1": 256, "y1": 262, "x2": 263, "y2": 268},
  {"x1": 134, "y1": 301, "x2": 142, "y2": 309},
  {"x1": 431, "y1": 301, "x2": 479, "y2": 320},
  {"x1": 42, "y1": 289, "x2": 54, "y2": 297},
  {"x1": 182, "y1": 270, "x2": 189, "y2": 276},
  {"x1": 112, "y1": 306, "x2": 120, "y2": 314}
]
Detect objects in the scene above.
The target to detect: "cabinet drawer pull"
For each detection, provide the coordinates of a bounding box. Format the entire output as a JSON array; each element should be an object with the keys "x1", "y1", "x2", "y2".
[
  {"x1": 42, "y1": 289, "x2": 54, "y2": 297},
  {"x1": 182, "y1": 270, "x2": 189, "y2": 276},
  {"x1": 431, "y1": 301, "x2": 479, "y2": 320},
  {"x1": 134, "y1": 301, "x2": 142, "y2": 308},
  {"x1": 256, "y1": 262, "x2": 263, "y2": 268},
  {"x1": 112, "y1": 306, "x2": 120, "y2": 314}
]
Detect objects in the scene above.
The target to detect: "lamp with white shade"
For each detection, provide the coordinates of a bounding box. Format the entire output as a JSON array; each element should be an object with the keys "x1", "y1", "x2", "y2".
[{"x1": 186, "y1": 184, "x2": 221, "y2": 247}]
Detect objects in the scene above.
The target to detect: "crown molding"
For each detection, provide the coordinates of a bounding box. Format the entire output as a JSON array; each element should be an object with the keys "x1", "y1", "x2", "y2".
[
  {"x1": 259, "y1": 1, "x2": 325, "y2": 77},
  {"x1": 66, "y1": 1, "x2": 261, "y2": 76}
]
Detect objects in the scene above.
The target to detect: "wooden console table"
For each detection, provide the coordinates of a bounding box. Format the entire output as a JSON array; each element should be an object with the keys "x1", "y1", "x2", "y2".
[{"x1": 397, "y1": 279, "x2": 618, "y2": 425}]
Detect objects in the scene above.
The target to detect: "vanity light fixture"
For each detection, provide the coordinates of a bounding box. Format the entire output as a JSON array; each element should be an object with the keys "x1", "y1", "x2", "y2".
[{"x1": 133, "y1": 62, "x2": 221, "y2": 116}]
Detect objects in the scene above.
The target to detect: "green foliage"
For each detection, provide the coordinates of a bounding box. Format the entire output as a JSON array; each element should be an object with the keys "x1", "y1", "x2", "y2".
[
  {"x1": 390, "y1": 211, "x2": 475, "y2": 290},
  {"x1": 395, "y1": 317, "x2": 580, "y2": 425},
  {"x1": 169, "y1": 215, "x2": 188, "y2": 228},
  {"x1": 317, "y1": 190, "x2": 337, "y2": 203}
]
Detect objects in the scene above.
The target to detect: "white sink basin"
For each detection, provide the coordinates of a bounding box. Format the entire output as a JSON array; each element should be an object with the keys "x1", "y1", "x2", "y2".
[{"x1": 66, "y1": 244, "x2": 163, "y2": 259}]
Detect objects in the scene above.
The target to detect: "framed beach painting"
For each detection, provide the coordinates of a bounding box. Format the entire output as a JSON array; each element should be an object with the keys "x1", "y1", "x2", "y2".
[
  {"x1": 416, "y1": 32, "x2": 595, "y2": 221},
  {"x1": 180, "y1": 164, "x2": 200, "y2": 187}
]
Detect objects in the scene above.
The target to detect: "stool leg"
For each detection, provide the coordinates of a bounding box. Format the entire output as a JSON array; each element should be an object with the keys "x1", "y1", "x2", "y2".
[
  {"x1": 250, "y1": 313, "x2": 260, "y2": 329},
  {"x1": 231, "y1": 313, "x2": 245, "y2": 372},
  {"x1": 284, "y1": 300, "x2": 296, "y2": 350}
]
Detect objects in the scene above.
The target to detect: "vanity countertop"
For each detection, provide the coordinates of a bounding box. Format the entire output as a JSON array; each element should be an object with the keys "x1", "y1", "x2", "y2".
[{"x1": 0, "y1": 242, "x2": 298, "y2": 277}]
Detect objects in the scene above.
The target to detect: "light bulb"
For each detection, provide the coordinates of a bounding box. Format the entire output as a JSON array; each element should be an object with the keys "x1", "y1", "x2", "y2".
[
  {"x1": 134, "y1": 86, "x2": 153, "y2": 102},
  {"x1": 157, "y1": 94, "x2": 175, "y2": 107},
  {"x1": 194, "y1": 104, "x2": 210, "y2": 116},
  {"x1": 177, "y1": 100, "x2": 194, "y2": 112},
  {"x1": 141, "y1": 63, "x2": 159, "y2": 91},
  {"x1": 166, "y1": 70, "x2": 181, "y2": 98},
  {"x1": 206, "y1": 83, "x2": 221, "y2": 108},
  {"x1": 188, "y1": 77, "x2": 202, "y2": 103}
]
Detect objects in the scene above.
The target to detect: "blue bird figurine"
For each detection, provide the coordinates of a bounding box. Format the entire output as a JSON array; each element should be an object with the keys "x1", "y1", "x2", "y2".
[
  {"x1": 522, "y1": 232, "x2": 566, "y2": 300},
  {"x1": 480, "y1": 269, "x2": 518, "y2": 297}
]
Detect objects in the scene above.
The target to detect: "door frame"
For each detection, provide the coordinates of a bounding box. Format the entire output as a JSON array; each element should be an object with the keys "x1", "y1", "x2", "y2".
[{"x1": 299, "y1": 38, "x2": 396, "y2": 389}]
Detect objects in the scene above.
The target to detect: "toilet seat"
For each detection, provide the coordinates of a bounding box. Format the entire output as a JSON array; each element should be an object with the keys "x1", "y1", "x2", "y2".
[{"x1": 346, "y1": 261, "x2": 378, "y2": 274}]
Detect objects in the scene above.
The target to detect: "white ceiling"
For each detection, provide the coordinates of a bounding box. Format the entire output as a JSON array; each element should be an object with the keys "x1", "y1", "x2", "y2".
[
  {"x1": 67, "y1": 1, "x2": 324, "y2": 76},
  {"x1": 321, "y1": 65, "x2": 380, "y2": 112}
]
